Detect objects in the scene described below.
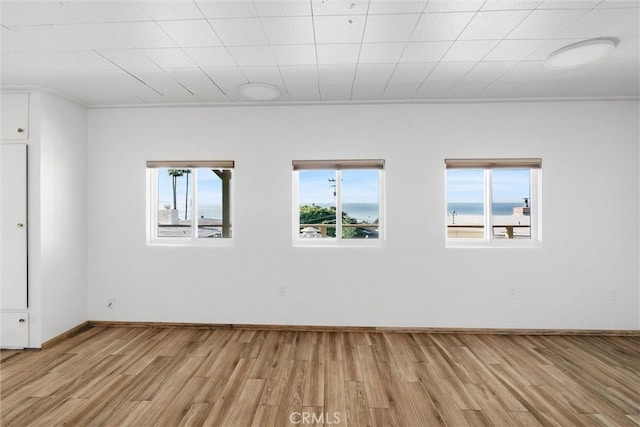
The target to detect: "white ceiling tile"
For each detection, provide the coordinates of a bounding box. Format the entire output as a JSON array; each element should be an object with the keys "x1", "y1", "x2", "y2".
[
  {"x1": 57, "y1": 51, "x2": 119, "y2": 71},
  {"x1": 424, "y1": 0, "x2": 485, "y2": 12},
  {"x1": 272, "y1": 45, "x2": 317, "y2": 66},
  {"x1": 484, "y1": 39, "x2": 546, "y2": 61},
  {"x1": 228, "y1": 46, "x2": 277, "y2": 66},
  {"x1": 382, "y1": 84, "x2": 420, "y2": 99},
  {"x1": 400, "y1": 41, "x2": 452, "y2": 62},
  {"x1": 460, "y1": 11, "x2": 531, "y2": 40},
  {"x1": 495, "y1": 61, "x2": 552, "y2": 82},
  {"x1": 525, "y1": 38, "x2": 579, "y2": 60},
  {"x1": 1, "y1": 53, "x2": 33, "y2": 73},
  {"x1": 358, "y1": 43, "x2": 405, "y2": 64},
  {"x1": 202, "y1": 67, "x2": 248, "y2": 95},
  {"x1": 538, "y1": 0, "x2": 601, "y2": 9},
  {"x1": 351, "y1": 82, "x2": 386, "y2": 99},
  {"x1": 209, "y1": 18, "x2": 268, "y2": 46},
  {"x1": 195, "y1": 0, "x2": 257, "y2": 18},
  {"x1": 280, "y1": 65, "x2": 319, "y2": 85},
  {"x1": 261, "y1": 17, "x2": 315, "y2": 45},
  {"x1": 0, "y1": 0, "x2": 636, "y2": 104},
  {"x1": 107, "y1": 22, "x2": 177, "y2": 48},
  {"x1": 596, "y1": 0, "x2": 640, "y2": 8},
  {"x1": 242, "y1": 66, "x2": 283, "y2": 86},
  {"x1": 314, "y1": 15, "x2": 366, "y2": 44},
  {"x1": 2, "y1": 25, "x2": 90, "y2": 53},
  {"x1": 184, "y1": 47, "x2": 237, "y2": 67},
  {"x1": 56, "y1": 23, "x2": 131, "y2": 50},
  {"x1": 317, "y1": 64, "x2": 357, "y2": 81},
  {"x1": 442, "y1": 40, "x2": 499, "y2": 61},
  {"x1": 481, "y1": 1, "x2": 542, "y2": 11},
  {"x1": 167, "y1": 68, "x2": 229, "y2": 101},
  {"x1": 311, "y1": 0, "x2": 369, "y2": 16},
  {"x1": 157, "y1": 20, "x2": 222, "y2": 47},
  {"x1": 142, "y1": 1, "x2": 204, "y2": 20},
  {"x1": 557, "y1": 8, "x2": 638, "y2": 38},
  {"x1": 507, "y1": 9, "x2": 588, "y2": 39},
  {"x1": 458, "y1": 61, "x2": 516, "y2": 84},
  {"x1": 14, "y1": 71, "x2": 130, "y2": 105},
  {"x1": 317, "y1": 44, "x2": 360, "y2": 64},
  {"x1": 1, "y1": 1, "x2": 97, "y2": 26},
  {"x1": 363, "y1": 14, "x2": 421, "y2": 43},
  {"x1": 355, "y1": 63, "x2": 396, "y2": 82},
  {"x1": 319, "y1": 81, "x2": 353, "y2": 100},
  {"x1": 254, "y1": 1, "x2": 312, "y2": 17},
  {"x1": 614, "y1": 13, "x2": 639, "y2": 37},
  {"x1": 99, "y1": 49, "x2": 163, "y2": 71},
  {"x1": 368, "y1": 0, "x2": 428, "y2": 15},
  {"x1": 422, "y1": 61, "x2": 477, "y2": 82},
  {"x1": 416, "y1": 61, "x2": 477, "y2": 97},
  {"x1": 141, "y1": 48, "x2": 196, "y2": 69},
  {"x1": 77, "y1": 1, "x2": 152, "y2": 23},
  {"x1": 286, "y1": 84, "x2": 321, "y2": 101},
  {"x1": 388, "y1": 62, "x2": 437, "y2": 84},
  {"x1": 2, "y1": 51, "x2": 116, "y2": 73},
  {"x1": 411, "y1": 12, "x2": 474, "y2": 41},
  {"x1": 133, "y1": 70, "x2": 201, "y2": 102},
  {"x1": 612, "y1": 38, "x2": 640, "y2": 61}
]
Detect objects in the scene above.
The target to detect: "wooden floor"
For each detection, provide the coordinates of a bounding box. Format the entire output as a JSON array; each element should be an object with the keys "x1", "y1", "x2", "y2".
[{"x1": 1, "y1": 327, "x2": 638, "y2": 426}]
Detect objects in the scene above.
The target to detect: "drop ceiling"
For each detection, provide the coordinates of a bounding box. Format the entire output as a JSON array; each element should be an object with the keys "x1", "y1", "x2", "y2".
[{"x1": 1, "y1": 0, "x2": 638, "y2": 106}]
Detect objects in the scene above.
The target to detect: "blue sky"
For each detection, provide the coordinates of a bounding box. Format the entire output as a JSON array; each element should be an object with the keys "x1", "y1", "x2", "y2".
[
  {"x1": 299, "y1": 170, "x2": 379, "y2": 204},
  {"x1": 447, "y1": 169, "x2": 530, "y2": 203},
  {"x1": 158, "y1": 168, "x2": 222, "y2": 209}
]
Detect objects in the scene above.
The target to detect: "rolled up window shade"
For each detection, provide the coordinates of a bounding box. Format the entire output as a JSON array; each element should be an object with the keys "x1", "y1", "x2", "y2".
[
  {"x1": 146, "y1": 160, "x2": 234, "y2": 169},
  {"x1": 293, "y1": 159, "x2": 384, "y2": 170},
  {"x1": 445, "y1": 158, "x2": 541, "y2": 169}
]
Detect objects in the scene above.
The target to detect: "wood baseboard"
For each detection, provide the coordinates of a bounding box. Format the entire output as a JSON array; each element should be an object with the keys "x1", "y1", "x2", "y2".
[
  {"x1": 87, "y1": 321, "x2": 640, "y2": 337},
  {"x1": 42, "y1": 321, "x2": 91, "y2": 349}
]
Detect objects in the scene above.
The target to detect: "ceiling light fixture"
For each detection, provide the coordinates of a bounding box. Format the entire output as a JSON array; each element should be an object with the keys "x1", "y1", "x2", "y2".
[
  {"x1": 238, "y1": 83, "x2": 281, "y2": 101},
  {"x1": 545, "y1": 37, "x2": 618, "y2": 70}
]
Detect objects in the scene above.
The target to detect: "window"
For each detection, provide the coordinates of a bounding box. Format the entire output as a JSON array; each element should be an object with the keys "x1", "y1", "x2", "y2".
[
  {"x1": 147, "y1": 161, "x2": 233, "y2": 244},
  {"x1": 293, "y1": 160, "x2": 384, "y2": 245},
  {"x1": 445, "y1": 158, "x2": 541, "y2": 246}
]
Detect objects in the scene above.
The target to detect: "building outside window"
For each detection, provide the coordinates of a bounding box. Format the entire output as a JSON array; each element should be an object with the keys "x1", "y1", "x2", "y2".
[{"x1": 147, "y1": 161, "x2": 233, "y2": 245}]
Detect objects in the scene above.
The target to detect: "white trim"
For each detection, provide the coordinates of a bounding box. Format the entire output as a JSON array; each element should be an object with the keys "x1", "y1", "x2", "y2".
[
  {"x1": 147, "y1": 166, "x2": 234, "y2": 247},
  {"x1": 446, "y1": 165, "x2": 541, "y2": 248},
  {"x1": 86, "y1": 96, "x2": 640, "y2": 110},
  {"x1": 293, "y1": 168, "x2": 385, "y2": 247}
]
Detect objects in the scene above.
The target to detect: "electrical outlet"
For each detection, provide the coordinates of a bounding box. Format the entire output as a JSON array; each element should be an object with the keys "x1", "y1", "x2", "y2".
[
  {"x1": 107, "y1": 298, "x2": 115, "y2": 310},
  {"x1": 277, "y1": 284, "x2": 287, "y2": 297},
  {"x1": 610, "y1": 288, "x2": 617, "y2": 301},
  {"x1": 507, "y1": 286, "x2": 517, "y2": 299}
]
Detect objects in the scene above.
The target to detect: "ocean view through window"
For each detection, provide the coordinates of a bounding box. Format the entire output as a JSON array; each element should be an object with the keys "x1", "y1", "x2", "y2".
[
  {"x1": 147, "y1": 161, "x2": 233, "y2": 244},
  {"x1": 293, "y1": 160, "x2": 384, "y2": 245},
  {"x1": 445, "y1": 159, "x2": 541, "y2": 245}
]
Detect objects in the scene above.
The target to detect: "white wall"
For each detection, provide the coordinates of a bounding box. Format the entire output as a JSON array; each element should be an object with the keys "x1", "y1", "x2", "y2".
[
  {"x1": 39, "y1": 92, "x2": 88, "y2": 343},
  {"x1": 87, "y1": 101, "x2": 639, "y2": 330}
]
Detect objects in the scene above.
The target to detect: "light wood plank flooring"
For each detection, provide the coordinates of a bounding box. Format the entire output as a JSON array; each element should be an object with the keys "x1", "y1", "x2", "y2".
[{"x1": 1, "y1": 326, "x2": 638, "y2": 426}]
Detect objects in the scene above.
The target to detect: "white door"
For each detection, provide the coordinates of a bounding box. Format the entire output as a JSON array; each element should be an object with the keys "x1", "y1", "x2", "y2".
[{"x1": 0, "y1": 144, "x2": 28, "y2": 309}]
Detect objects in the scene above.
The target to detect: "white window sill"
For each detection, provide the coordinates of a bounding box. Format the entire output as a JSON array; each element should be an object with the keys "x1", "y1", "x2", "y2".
[
  {"x1": 147, "y1": 238, "x2": 234, "y2": 247},
  {"x1": 293, "y1": 238, "x2": 384, "y2": 248},
  {"x1": 446, "y1": 239, "x2": 541, "y2": 249}
]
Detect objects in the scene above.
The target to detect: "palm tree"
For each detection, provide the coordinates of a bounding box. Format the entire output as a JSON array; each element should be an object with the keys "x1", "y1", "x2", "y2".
[
  {"x1": 183, "y1": 169, "x2": 191, "y2": 220},
  {"x1": 167, "y1": 169, "x2": 186, "y2": 210}
]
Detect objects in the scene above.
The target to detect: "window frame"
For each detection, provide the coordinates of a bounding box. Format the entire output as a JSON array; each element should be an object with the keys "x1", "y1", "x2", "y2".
[
  {"x1": 292, "y1": 160, "x2": 385, "y2": 247},
  {"x1": 146, "y1": 161, "x2": 234, "y2": 246},
  {"x1": 445, "y1": 159, "x2": 542, "y2": 248}
]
